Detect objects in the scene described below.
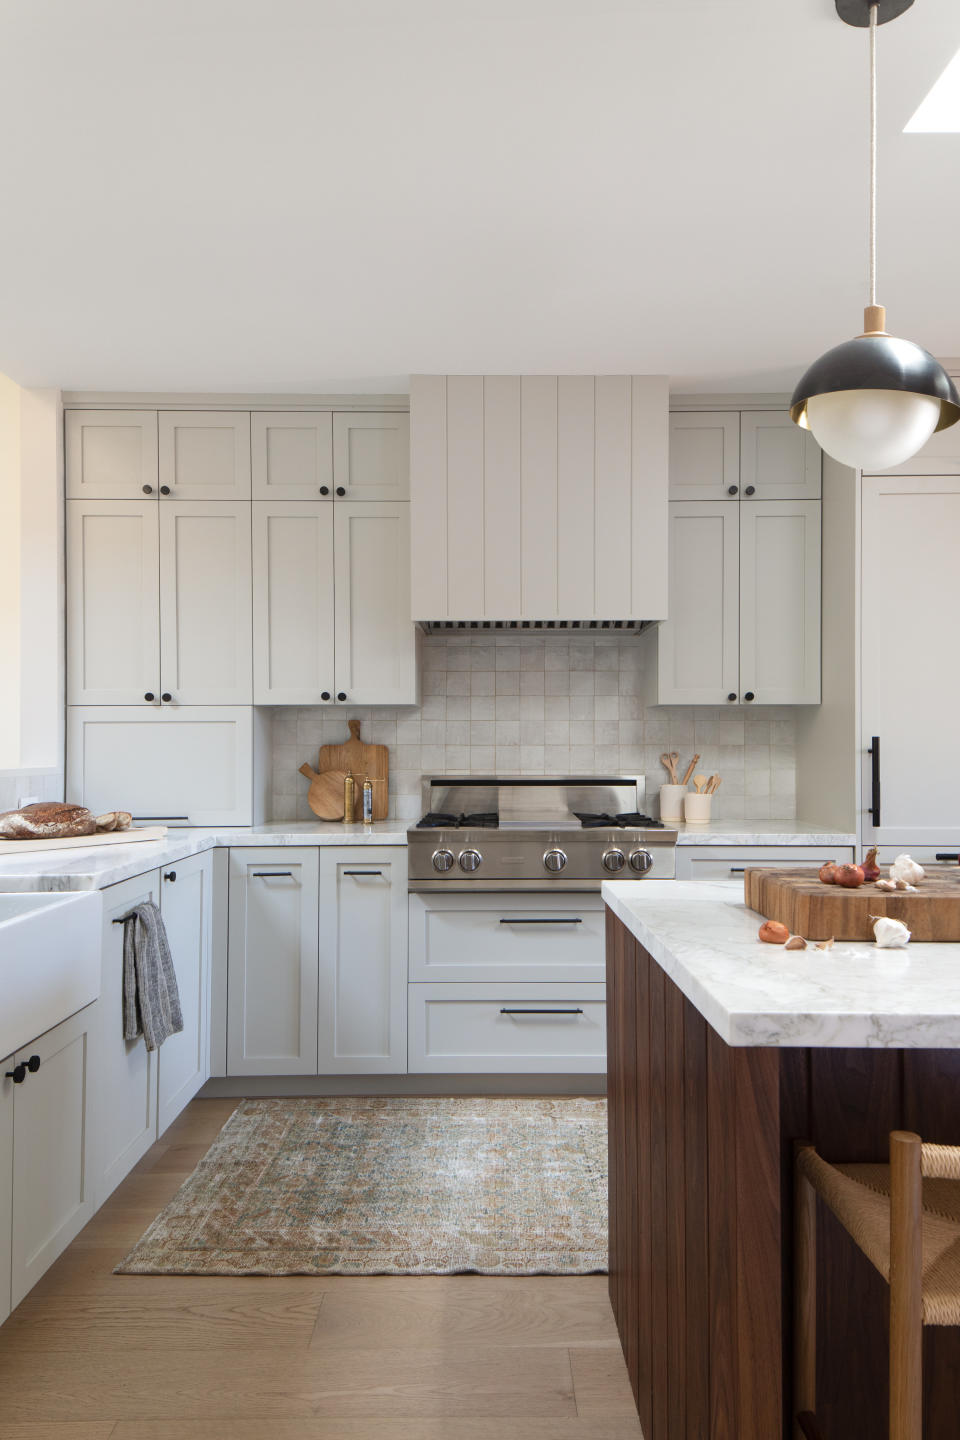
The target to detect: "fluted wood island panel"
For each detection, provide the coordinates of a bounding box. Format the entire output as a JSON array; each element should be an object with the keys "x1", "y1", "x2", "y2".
[{"x1": 606, "y1": 908, "x2": 960, "y2": 1440}]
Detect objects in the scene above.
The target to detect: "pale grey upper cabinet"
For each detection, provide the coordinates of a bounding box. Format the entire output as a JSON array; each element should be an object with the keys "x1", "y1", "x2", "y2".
[
  {"x1": 158, "y1": 412, "x2": 251, "y2": 499},
  {"x1": 251, "y1": 413, "x2": 334, "y2": 500},
  {"x1": 65, "y1": 410, "x2": 159, "y2": 499},
  {"x1": 739, "y1": 412, "x2": 821, "y2": 500},
  {"x1": 334, "y1": 413, "x2": 410, "y2": 501},
  {"x1": 668, "y1": 412, "x2": 740, "y2": 500},
  {"x1": 410, "y1": 375, "x2": 669, "y2": 621},
  {"x1": 670, "y1": 410, "x2": 821, "y2": 501}
]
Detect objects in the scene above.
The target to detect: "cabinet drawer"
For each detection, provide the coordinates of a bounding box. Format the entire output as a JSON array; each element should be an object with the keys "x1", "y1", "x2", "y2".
[
  {"x1": 409, "y1": 893, "x2": 605, "y2": 982},
  {"x1": 676, "y1": 845, "x2": 854, "y2": 882},
  {"x1": 408, "y1": 983, "x2": 606, "y2": 1074}
]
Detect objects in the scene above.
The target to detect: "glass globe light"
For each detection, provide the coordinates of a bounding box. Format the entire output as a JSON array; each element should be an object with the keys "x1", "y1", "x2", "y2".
[{"x1": 803, "y1": 388, "x2": 940, "y2": 470}]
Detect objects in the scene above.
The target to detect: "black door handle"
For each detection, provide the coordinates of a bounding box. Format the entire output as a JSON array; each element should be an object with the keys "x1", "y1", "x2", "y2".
[
  {"x1": 164, "y1": 870, "x2": 177, "y2": 882},
  {"x1": 5, "y1": 1064, "x2": 25, "y2": 1084},
  {"x1": 343, "y1": 870, "x2": 383, "y2": 876},
  {"x1": 26, "y1": 1055, "x2": 40, "y2": 1073},
  {"x1": 498, "y1": 917, "x2": 583, "y2": 924},
  {"x1": 251, "y1": 871, "x2": 294, "y2": 878},
  {"x1": 936, "y1": 854, "x2": 959, "y2": 862},
  {"x1": 868, "y1": 736, "x2": 881, "y2": 826},
  {"x1": 160, "y1": 485, "x2": 171, "y2": 495},
  {"x1": 500, "y1": 1008, "x2": 585, "y2": 1016}
]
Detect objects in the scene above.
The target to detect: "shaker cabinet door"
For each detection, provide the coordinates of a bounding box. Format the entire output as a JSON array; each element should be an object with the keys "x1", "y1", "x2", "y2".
[
  {"x1": 159, "y1": 412, "x2": 251, "y2": 499},
  {"x1": 333, "y1": 412, "x2": 410, "y2": 501},
  {"x1": 252, "y1": 412, "x2": 333, "y2": 500},
  {"x1": 157, "y1": 851, "x2": 212, "y2": 1136},
  {"x1": 333, "y1": 502, "x2": 418, "y2": 706},
  {"x1": 159, "y1": 501, "x2": 252, "y2": 704},
  {"x1": 65, "y1": 410, "x2": 159, "y2": 500},
  {"x1": 740, "y1": 411, "x2": 821, "y2": 501},
  {"x1": 739, "y1": 500, "x2": 821, "y2": 705},
  {"x1": 653, "y1": 501, "x2": 740, "y2": 704},
  {"x1": 66, "y1": 500, "x2": 161, "y2": 705},
  {"x1": 668, "y1": 412, "x2": 740, "y2": 500},
  {"x1": 252, "y1": 502, "x2": 335, "y2": 705}
]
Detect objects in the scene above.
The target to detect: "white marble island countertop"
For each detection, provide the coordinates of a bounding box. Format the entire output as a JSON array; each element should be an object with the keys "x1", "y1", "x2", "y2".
[
  {"x1": 0, "y1": 821, "x2": 408, "y2": 893},
  {"x1": 603, "y1": 879, "x2": 960, "y2": 1050}
]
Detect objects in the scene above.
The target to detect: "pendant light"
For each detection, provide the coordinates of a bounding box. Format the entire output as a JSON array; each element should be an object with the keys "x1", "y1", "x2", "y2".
[{"x1": 790, "y1": 0, "x2": 960, "y2": 470}]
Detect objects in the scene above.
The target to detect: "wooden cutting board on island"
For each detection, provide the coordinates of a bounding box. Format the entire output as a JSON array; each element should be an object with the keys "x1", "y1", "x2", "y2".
[{"x1": 745, "y1": 864, "x2": 960, "y2": 941}]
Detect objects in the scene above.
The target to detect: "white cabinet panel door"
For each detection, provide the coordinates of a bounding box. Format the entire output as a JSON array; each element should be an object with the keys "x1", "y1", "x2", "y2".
[
  {"x1": 334, "y1": 412, "x2": 410, "y2": 501},
  {"x1": 227, "y1": 851, "x2": 319, "y2": 1076},
  {"x1": 159, "y1": 502, "x2": 252, "y2": 704},
  {"x1": 653, "y1": 502, "x2": 740, "y2": 704},
  {"x1": 669, "y1": 412, "x2": 740, "y2": 500},
  {"x1": 10, "y1": 1005, "x2": 98, "y2": 1307},
  {"x1": 96, "y1": 874, "x2": 160, "y2": 1204},
  {"x1": 66, "y1": 500, "x2": 160, "y2": 705},
  {"x1": 157, "y1": 852, "x2": 212, "y2": 1136},
  {"x1": 408, "y1": 892, "x2": 605, "y2": 983},
  {"x1": 0, "y1": 1052, "x2": 13, "y2": 1324},
  {"x1": 333, "y1": 502, "x2": 418, "y2": 705},
  {"x1": 65, "y1": 410, "x2": 158, "y2": 499},
  {"x1": 408, "y1": 983, "x2": 606, "y2": 1074},
  {"x1": 252, "y1": 412, "x2": 333, "y2": 500},
  {"x1": 740, "y1": 412, "x2": 821, "y2": 501},
  {"x1": 252, "y1": 503, "x2": 335, "y2": 705},
  {"x1": 159, "y1": 412, "x2": 251, "y2": 499},
  {"x1": 861, "y1": 476, "x2": 960, "y2": 844},
  {"x1": 68, "y1": 706, "x2": 255, "y2": 826},
  {"x1": 318, "y1": 849, "x2": 408, "y2": 1074},
  {"x1": 739, "y1": 500, "x2": 821, "y2": 706}
]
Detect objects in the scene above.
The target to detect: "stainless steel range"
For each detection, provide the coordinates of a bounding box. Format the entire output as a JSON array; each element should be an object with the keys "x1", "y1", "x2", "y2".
[{"x1": 407, "y1": 775, "x2": 677, "y2": 891}]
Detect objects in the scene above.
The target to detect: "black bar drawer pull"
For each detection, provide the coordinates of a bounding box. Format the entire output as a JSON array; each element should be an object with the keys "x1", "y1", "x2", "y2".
[
  {"x1": 132, "y1": 815, "x2": 189, "y2": 821},
  {"x1": 499, "y1": 917, "x2": 583, "y2": 924},
  {"x1": 936, "y1": 854, "x2": 959, "y2": 862},
  {"x1": 251, "y1": 870, "x2": 294, "y2": 878},
  {"x1": 500, "y1": 1007, "x2": 585, "y2": 1016},
  {"x1": 729, "y1": 868, "x2": 746, "y2": 874},
  {"x1": 343, "y1": 870, "x2": 383, "y2": 876},
  {"x1": 868, "y1": 736, "x2": 881, "y2": 827}
]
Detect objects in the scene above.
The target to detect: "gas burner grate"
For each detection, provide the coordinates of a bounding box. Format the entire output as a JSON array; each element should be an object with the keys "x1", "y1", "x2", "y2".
[
  {"x1": 574, "y1": 811, "x2": 665, "y2": 830},
  {"x1": 415, "y1": 811, "x2": 500, "y2": 830}
]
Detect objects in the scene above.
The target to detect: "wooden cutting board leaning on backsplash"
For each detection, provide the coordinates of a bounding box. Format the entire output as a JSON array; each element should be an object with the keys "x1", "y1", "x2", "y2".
[
  {"x1": 300, "y1": 719, "x2": 389, "y2": 822},
  {"x1": 745, "y1": 866, "x2": 960, "y2": 941}
]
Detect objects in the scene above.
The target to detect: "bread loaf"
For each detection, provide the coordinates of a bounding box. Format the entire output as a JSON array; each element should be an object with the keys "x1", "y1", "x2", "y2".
[
  {"x1": 94, "y1": 810, "x2": 133, "y2": 832},
  {"x1": 0, "y1": 802, "x2": 97, "y2": 840}
]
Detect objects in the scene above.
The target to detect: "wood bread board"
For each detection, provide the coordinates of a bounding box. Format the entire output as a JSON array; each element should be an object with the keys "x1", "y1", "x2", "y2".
[
  {"x1": 298, "y1": 766, "x2": 349, "y2": 821},
  {"x1": 314, "y1": 719, "x2": 389, "y2": 821},
  {"x1": 745, "y1": 866, "x2": 960, "y2": 942},
  {"x1": 0, "y1": 826, "x2": 168, "y2": 856}
]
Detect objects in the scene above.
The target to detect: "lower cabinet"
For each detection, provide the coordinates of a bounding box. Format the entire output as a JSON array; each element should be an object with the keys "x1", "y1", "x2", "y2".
[
  {"x1": 157, "y1": 851, "x2": 213, "y2": 1135},
  {"x1": 408, "y1": 984, "x2": 607, "y2": 1074},
  {"x1": 97, "y1": 872, "x2": 161, "y2": 1203},
  {"x1": 6, "y1": 1005, "x2": 98, "y2": 1310},
  {"x1": 225, "y1": 845, "x2": 409, "y2": 1076}
]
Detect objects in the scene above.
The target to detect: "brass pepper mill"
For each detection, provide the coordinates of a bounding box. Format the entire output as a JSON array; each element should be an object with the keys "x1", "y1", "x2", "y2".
[{"x1": 343, "y1": 774, "x2": 355, "y2": 824}]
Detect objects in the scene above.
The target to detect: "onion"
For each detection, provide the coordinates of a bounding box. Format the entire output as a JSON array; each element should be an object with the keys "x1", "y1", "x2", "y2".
[
  {"x1": 834, "y1": 863, "x2": 865, "y2": 889},
  {"x1": 758, "y1": 920, "x2": 790, "y2": 945},
  {"x1": 819, "y1": 862, "x2": 838, "y2": 885}
]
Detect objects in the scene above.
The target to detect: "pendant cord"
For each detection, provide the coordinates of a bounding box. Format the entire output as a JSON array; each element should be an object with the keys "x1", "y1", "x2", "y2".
[{"x1": 869, "y1": 2, "x2": 878, "y2": 308}]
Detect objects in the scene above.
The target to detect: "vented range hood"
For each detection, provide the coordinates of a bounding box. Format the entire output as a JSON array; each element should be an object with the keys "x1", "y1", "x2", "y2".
[
  {"x1": 418, "y1": 618, "x2": 651, "y2": 636},
  {"x1": 410, "y1": 375, "x2": 669, "y2": 627}
]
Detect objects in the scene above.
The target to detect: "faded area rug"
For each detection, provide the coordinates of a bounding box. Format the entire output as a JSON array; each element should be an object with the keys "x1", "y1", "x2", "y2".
[{"x1": 116, "y1": 1096, "x2": 608, "y2": 1276}]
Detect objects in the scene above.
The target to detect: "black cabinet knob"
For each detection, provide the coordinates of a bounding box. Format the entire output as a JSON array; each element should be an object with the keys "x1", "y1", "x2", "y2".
[
  {"x1": 337, "y1": 692, "x2": 347, "y2": 702},
  {"x1": 319, "y1": 486, "x2": 330, "y2": 496},
  {"x1": 321, "y1": 691, "x2": 331, "y2": 701},
  {"x1": 336, "y1": 487, "x2": 346, "y2": 497},
  {"x1": 26, "y1": 1055, "x2": 40, "y2": 1073},
  {"x1": 144, "y1": 692, "x2": 155, "y2": 702},
  {"x1": 727, "y1": 693, "x2": 737, "y2": 702},
  {"x1": 744, "y1": 485, "x2": 756, "y2": 496},
  {"x1": 160, "y1": 485, "x2": 171, "y2": 496},
  {"x1": 161, "y1": 693, "x2": 172, "y2": 703},
  {"x1": 164, "y1": 870, "x2": 177, "y2": 882},
  {"x1": 727, "y1": 485, "x2": 738, "y2": 495},
  {"x1": 142, "y1": 484, "x2": 153, "y2": 495},
  {"x1": 744, "y1": 691, "x2": 756, "y2": 702},
  {"x1": 5, "y1": 1064, "x2": 25, "y2": 1084}
]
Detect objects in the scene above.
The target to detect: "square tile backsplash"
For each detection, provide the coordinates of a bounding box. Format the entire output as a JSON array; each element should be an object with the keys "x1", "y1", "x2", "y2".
[{"x1": 270, "y1": 632, "x2": 797, "y2": 824}]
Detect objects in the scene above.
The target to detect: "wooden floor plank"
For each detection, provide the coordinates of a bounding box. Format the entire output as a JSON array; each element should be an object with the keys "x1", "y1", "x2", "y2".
[
  {"x1": 569, "y1": 1347, "x2": 641, "y2": 1419},
  {"x1": 310, "y1": 1276, "x2": 618, "y2": 1351},
  {"x1": 0, "y1": 1427, "x2": 118, "y2": 1440},
  {"x1": 0, "y1": 1344, "x2": 576, "y2": 1421}
]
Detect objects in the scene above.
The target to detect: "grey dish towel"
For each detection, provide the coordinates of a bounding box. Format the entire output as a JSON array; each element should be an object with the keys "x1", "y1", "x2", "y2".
[{"x1": 122, "y1": 901, "x2": 184, "y2": 1051}]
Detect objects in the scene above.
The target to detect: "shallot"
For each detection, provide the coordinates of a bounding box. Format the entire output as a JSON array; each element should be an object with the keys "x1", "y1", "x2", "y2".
[
  {"x1": 861, "y1": 846, "x2": 880, "y2": 882},
  {"x1": 758, "y1": 920, "x2": 790, "y2": 945},
  {"x1": 834, "y1": 863, "x2": 865, "y2": 889},
  {"x1": 870, "y1": 915, "x2": 911, "y2": 949},
  {"x1": 819, "y1": 862, "x2": 838, "y2": 885}
]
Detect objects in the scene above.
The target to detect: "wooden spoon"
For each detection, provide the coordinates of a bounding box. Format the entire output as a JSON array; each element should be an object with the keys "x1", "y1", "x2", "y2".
[
  {"x1": 693, "y1": 774, "x2": 708, "y2": 794},
  {"x1": 681, "y1": 754, "x2": 700, "y2": 787}
]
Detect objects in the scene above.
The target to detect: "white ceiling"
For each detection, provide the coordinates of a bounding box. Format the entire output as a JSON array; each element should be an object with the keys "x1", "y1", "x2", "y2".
[{"x1": 1, "y1": 0, "x2": 958, "y2": 395}]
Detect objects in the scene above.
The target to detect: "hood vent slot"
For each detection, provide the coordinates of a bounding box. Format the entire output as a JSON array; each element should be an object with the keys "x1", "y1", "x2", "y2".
[{"x1": 419, "y1": 619, "x2": 649, "y2": 636}]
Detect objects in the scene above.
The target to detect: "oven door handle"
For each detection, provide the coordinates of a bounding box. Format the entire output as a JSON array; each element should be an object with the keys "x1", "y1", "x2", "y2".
[{"x1": 498, "y1": 917, "x2": 583, "y2": 925}]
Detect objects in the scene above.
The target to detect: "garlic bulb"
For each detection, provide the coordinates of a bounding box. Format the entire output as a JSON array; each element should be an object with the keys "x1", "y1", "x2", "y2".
[
  {"x1": 890, "y1": 854, "x2": 924, "y2": 886},
  {"x1": 871, "y1": 915, "x2": 911, "y2": 949}
]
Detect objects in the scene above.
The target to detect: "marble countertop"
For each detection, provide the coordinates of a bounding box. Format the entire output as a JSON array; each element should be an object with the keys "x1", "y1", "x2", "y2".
[
  {"x1": 0, "y1": 822, "x2": 408, "y2": 892},
  {"x1": 602, "y1": 879, "x2": 960, "y2": 1050},
  {"x1": 674, "y1": 819, "x2": 856, "y2": 847}
]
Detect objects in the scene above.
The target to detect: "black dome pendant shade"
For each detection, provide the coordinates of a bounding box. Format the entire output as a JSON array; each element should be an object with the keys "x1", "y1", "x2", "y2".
[
  {"x1": 835, "y1": 0, "x2": 913, "y2": 24},
  {"x1": 790, "y1": 307, "x2": 960, "y2": 433}
]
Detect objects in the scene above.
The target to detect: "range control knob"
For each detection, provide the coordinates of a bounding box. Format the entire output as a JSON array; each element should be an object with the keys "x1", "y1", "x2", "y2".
[
  {"x1": 432, "y1": 849, "x2": 455, "y2": 873},
  {"x1": 602, "y1": 848, "x2": 626, "y2": 873},
  {"x1": 458, "y1": 848, "x2": 482, "y2": 873},
  {"x1": 543, "y1": 848, "x2": 567, "y2": 873},
  {"x1": 629, "y1": 848, "x2": 654, "y2": 875}
]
